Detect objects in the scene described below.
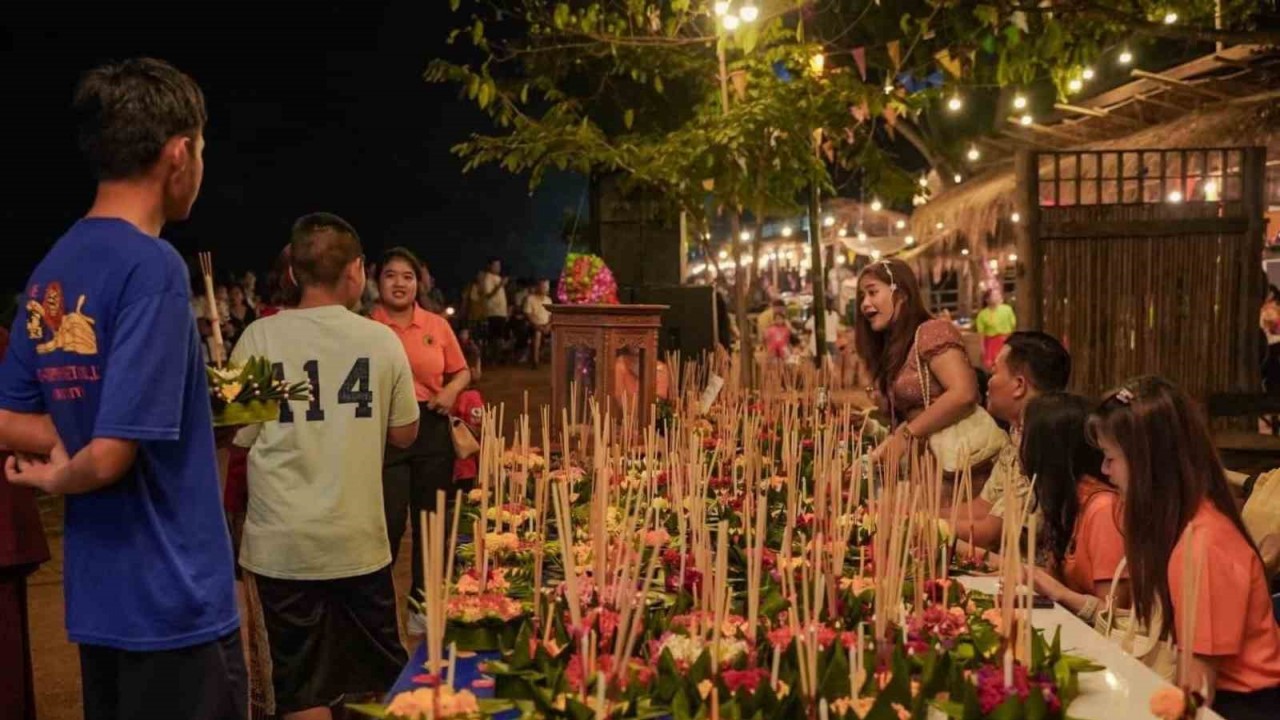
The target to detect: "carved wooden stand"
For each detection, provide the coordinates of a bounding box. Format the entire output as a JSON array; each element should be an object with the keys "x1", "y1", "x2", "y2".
[{"x1": 549, "y1": 304, "x2": 668, "y2": 429}]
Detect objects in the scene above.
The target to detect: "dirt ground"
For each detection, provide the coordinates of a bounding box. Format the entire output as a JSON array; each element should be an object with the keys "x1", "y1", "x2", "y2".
[{"x1": 28, "y1": 365, "x2": 551, "y2": 720}]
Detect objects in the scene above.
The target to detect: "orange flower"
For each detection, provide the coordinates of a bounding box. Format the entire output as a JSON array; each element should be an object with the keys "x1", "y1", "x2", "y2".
[{"x1": 1149, "y1": 687, "x2": 1187, "y2": 720}]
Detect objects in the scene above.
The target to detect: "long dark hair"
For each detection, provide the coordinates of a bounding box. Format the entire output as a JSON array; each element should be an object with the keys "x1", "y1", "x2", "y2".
[
  {"x1": 1087, "y1": 376, "x2": 1259, "y2": 640},
  {"x1": 1022, "y1": 393, "x2": 1108, "y2": 561},
  {"x1": 853, "y1": 258, "x2": 933, "y2": 393}
]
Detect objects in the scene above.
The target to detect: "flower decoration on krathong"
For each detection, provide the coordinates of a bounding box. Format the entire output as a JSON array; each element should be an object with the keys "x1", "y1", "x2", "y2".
[
  {"x1": 384, "y1": 686, "x2": 481, "y2": 719},
  {"x1": 207, "y1": 356, "x2": 311, "y2": 408},
  {"x1": 445, "y1": 592, "x2": 524, "y2": 623},
  {"x1": 556, "y1": 252, "x2": 619, "y2": 305}
]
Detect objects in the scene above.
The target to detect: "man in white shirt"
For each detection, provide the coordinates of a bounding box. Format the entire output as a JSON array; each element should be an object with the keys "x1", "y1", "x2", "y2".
[
  {"x1": 522, "y1": 278, "x2": 553, "y2": 369},
  {"x1": 231, "y1": 213, "x2": 419, "y2": 720},
  {"x1": 479, "y1": 257, "x2": 508, "y2": 363}
]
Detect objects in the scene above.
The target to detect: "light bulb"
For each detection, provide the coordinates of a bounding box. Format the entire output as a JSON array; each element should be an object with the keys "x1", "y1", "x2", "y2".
[
  {"x1": 739, "y1": 3, "x2": 759, "y2": 22},
  {"x1": 837, "y1": 227, "x2": 848, "y2": 237},
  {"x1": 870, "y1": 198, "x2": 883, "y2": 212},
  {"x1": 1010, "y1": 211, "x2": 1021, "y2": 223},
  {"x1": 947, "y1": 95, "x2": 963, "y2": 112},
  {"x1": 935, "y1": 221, "x2": 945, "y2": 230},
  {"x1": 883, "y1": 82, "x2": 894, "y2": 95},
  {"x1": 904, "y1": 235, "x2": 915, "y2": 246},
  {"x1": 1163, "y1": 11, "x2": 1177, "y2": 25},
  {"x1": 1167, "y1": 190, "x2": 1183, "y2": 203},
  {"x1": 857, "y1": 231, "x2": 868, "y2": 243},
  {"x1": 1082, "y1": 67, "x2": 1095, "y2": 80},
  {"x1": 967, "y1": 145, "x2": 981, "y2": 162},
  {"x1": 781, "y1": 225, "x2": 793, "y2": 237},
  {"x1": 1118, "y1": 49, "x2": 1133, "y2": 65},
  {"x1": 1019, "y1": 113, "x2": 1034, "y2": 126},
  {"x1": 445, "y1": 306, "x2": 456, "y2": 316},
  {"x1": 823, "y1": 215, "x2": 836, "y2": 227},
  {"x1": 895, "y1": 219, "x2": 906, "y2": 230},
  {"x1": 1204, "y1": 180, "x2": 1219, "y2": 201},
  {"x1": 1012, "y1": 94, "x2": 1028, "y2": 110},
  {"x1": 810, "y1": 53, "x2": 826, "y2": 76},
  {"x1": 988, "y1": 259, "x2": 999, "y2": 270},
  {"x1": 870, "y1": 250, "x2": 882, "y2": 260},
  {"x1": 739, "y1": 230, "x2": 752, "y2": 241},
  {"x1": 954, "y1": 173, "x2": 963, "y2": 184},
  {"x1": 836, "y1": 255, "x2": 847, "y2": 266},
  {"x1": 1067, "y1": 78, "x2": 1083, "y2": 93},
  {"x1": 961, "y1": 248, "x2": 970, "y2": 256},
  {"x1": 721, "y1": 14, "x2": 740, "y2": 30},
  {"x1": 919, "y1": 175, "x2": 930, "y2": 188},
  {"x1": 713, "y1": 1, "x2": 730, "y2": 16},
  {"x1": 718, "y1": 249, "x2": 728, "y2": 260},
  {"x1": 1008, "y1": 253, "x2": 1019, "y2": 262}
]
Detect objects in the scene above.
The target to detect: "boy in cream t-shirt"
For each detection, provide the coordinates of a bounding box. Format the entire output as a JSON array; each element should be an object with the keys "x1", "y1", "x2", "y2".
[{"x1": 232, "y1": 213, "x2": 420, "y2": 719}]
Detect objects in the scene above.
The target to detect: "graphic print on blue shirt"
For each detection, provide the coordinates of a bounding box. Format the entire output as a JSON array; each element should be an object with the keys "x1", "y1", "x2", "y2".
[{"x1": 0, "y1": 218, "x2": 238, "y2": 651}]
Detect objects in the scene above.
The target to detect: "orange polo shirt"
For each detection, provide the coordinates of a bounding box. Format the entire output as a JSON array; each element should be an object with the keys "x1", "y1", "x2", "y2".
[
  {"x1": 1168, "y1": 501, "x2": 1280, "y2": 693},
  {"x1": 370, "y1": 304, "x2": 467, "y2": 402},
  {"x1": 1060, "y1": 477, "x2": 1126, "y2": 595}
]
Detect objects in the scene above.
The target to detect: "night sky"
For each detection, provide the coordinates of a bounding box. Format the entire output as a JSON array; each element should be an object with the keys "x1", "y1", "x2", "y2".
[{"x1": 0, "y1": 1, "x2": 581, "y2": 300}]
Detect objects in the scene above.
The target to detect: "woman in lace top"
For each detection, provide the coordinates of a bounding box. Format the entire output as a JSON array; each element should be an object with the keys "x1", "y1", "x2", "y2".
[{"x1": 853, "y1": 258, "x2": 981, "y2": 460}]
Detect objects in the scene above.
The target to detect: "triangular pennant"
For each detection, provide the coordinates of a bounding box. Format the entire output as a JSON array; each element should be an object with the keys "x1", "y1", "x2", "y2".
[
  {"x1": 852, "y1": 47, "x2": 867, "y2": 80},
  {"x1": 935, "y1": 49, "x2": 962, "y2": 78},
  {"x1": 887, "y1": 40, "x2": 901, "y2": 72}
]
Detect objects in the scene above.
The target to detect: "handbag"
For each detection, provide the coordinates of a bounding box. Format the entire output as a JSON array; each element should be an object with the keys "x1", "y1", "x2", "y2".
[
  {"x1": 450, "y1": 417, "x2": 480, "y2": 460},
  {"x1": 1095, "y1": 557, "x2": 1177, "y2": 681},
  {"x1": 915, "y1": 327, "x2": 1007, "y2": 472}
]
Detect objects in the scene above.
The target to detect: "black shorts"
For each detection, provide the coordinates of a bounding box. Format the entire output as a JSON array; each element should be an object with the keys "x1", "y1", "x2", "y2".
[
  {"x1": 80, "y1": 630, "x2": 247, "y2": 720},
  {"x1": 249, "y1": 566, "x2": 407, "y2": 714}
]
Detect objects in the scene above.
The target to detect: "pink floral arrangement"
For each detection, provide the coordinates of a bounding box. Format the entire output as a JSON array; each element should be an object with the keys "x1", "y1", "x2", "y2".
[
  {"x1": 384, "y1": 686, "x2": 480, "y2": 719},
  {"x1": 446, "y1": 593, "x2": 524, "y2": 623},
  {"x1": 556, "y1": 253, "x2": 619, "y2": 305}
]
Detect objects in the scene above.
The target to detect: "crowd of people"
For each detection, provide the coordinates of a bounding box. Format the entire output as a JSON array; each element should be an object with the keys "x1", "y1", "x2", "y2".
[{"x1": 853, "y1": 257, "x2": 1280, "y2": 720}]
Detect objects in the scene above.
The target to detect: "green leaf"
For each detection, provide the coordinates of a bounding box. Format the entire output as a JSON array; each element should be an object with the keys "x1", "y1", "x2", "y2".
[
  {"x1": 520, "y1": 84, "x2": 529, "y2": 104},
  {"x1": 553, "y1": 3, "x2": 570, "y2": 29},
  {"x1": 974, "y1": 5, "x2": 999, "y2": 27},
  {"x1": 654, "y1": 75, "x2": 664, "y2": 94},
  {"x1": 471, "y1": 20, "x2": 484, "y2": 45},
  {"x1": 624, "y1": 109, "x2": 635, "y2": 130},
  {"x1": 740, "y1": 26, "x2": 758, "y2": 54},
  {"x1": 449, "y1": 0, "x2": 459, "y2": 10},
  {"x1": 478, "y1": 81, "x2": 493, "y2": 109}
]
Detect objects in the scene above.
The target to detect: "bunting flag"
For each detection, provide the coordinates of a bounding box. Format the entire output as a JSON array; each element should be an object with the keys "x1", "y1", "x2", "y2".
[
  {"x1": 852, "y1": 47, "x2": 867, "y2": 80},
  {"x1": 935, "y1": 49, "x2": 963, "y2": 78},
  {"x1": 897, "y1": 71, "x2": 944, "y2": 94},
  {"x1": 886, "y1": 40, "x2": 901, "y2": 72},
  {"x1": 772, "y1": 61, "x2": 793, "y2": 83}
]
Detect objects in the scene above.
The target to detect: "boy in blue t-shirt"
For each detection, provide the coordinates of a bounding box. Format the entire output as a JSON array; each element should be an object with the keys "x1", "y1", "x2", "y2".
[{"x1": 0, "y1": 59, "x2": 244, "y2": 720}]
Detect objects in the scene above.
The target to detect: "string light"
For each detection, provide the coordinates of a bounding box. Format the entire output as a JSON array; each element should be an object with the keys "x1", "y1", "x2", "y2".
[
  {"x1": 1008, "y1": 253, "x2": 1019, "y2": 262},
  {"x1": 1163, "y1": 11, "x2": 1178, "y2": 24},
  {"x1": 883, "y1": 82, "x2": 894, "y2": 95},
  {"x1": 961, "y1": 248, "x2": 970, "y2": 256},
  {"x1": 935, "y1": 221, "x2": 945, "y2": 230},
  {"x1": 857, "y1": 231, "x2": 868, "y2": 243},
  {"x1": 1019, "y1": 113, "x2": 1034, "y2": 126},
  {"x1": 1167, "y1": 190, "x2": 1184, "y2": 203},
  {"x1": 1118, "y1": 48, "x2": 1133, "y2": 65},
  {"x1": 836, "y1": 254, "x2": 847, "y2": 265},
  {"x1": 953, "y1": 173, "x2": 963, "y2": 184},
  {"x1": 837, "y1": 227, "x2": 848, "y2": 237},
  {"x1": 870, "y1": 249, "x2": 882, "y2": 260},
  {"x1": 1010, "y1": 211, "x2": 1021, "y2": 223},
  {"x1": 740, "y1": 230, "x2": 752, "y2": 241},
  {"x1": 739, "y1": 2, "x2": 759, "y2": 22},
  {"x1": 1082, "y1": 67, "x2": 1095, "y2": 81},
  {"x1": 809, "y1": 53, "x2": 826, "y2": 76},
  {"x1": 966, "y1": 145, "x2": 981, "y2": 162},
  {"x1": 721, "y1": 14, "x2": 740, "y2": 30},
  {"x1": 445, "y1": 306, "x2": 456, "y2": 316},
  {"x1": 713, "y1": 1, "x2": 730, "y2": 16},
  {"x1": 1067, "y1": 78, "x2": 1083, "y2": 93},
  {"x1": 919, "y1": 175, "x2": 930, "y2": 188},
  {"x1": 946, "y1": 95, "x2": 963, "y2": 112},
  {"x1": 823, "y1": 215, "x2": 836, "y2": 227},
  {"x1": 781, "y1": 225, "x2": 793, "y2": 237},
  {"x1": 870, "y1": 198, "x2": 883, "y2": 212},
  {"x1": 904, "y1": 235, "x2": 916, "y2": 246},
  {"x1": 895, "y1": 219, "x2": 907, "y2": 230},
  {"x1": 1012, "y1": 93, "x2": 1028, "y2": 110},
  {"x1": 718, "y1": 249, "x2": 728, "y2": 260}
]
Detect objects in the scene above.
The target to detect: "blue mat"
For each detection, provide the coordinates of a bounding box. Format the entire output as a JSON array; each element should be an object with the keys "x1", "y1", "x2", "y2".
[{"x1": 385, "y1": 643, "x2": 502, "y2": 701}]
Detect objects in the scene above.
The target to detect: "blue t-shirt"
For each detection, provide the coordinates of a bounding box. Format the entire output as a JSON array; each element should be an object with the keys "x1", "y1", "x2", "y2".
[{"x1": 0, "y1": 218, "x2": 238, "y2": 651}]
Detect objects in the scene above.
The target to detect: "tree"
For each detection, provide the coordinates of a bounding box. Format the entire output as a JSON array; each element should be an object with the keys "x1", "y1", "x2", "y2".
[{"x1": 428, "y1": 0, "x2": 1271, "y2": 384}]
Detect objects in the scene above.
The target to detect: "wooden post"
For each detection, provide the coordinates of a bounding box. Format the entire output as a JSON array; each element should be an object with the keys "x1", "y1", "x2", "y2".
[
  {"x1": 1014, "y1": 150, "x2": 1043, "y2": 330},
  {"x1": 1240, "y1": 146, "x2": 1267, "y2": 392}
]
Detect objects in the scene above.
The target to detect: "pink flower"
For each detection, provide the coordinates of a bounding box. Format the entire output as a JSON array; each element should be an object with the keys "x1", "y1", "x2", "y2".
[
  {"x1": 644, "y1": 529, "x2": 671, "y2": 547},
  {"x1": 767, "y1": 626, "x2": 794, "y2": 649},
  {"x1": 721, "y1": 667, "x2": 769, "y2": 694}
]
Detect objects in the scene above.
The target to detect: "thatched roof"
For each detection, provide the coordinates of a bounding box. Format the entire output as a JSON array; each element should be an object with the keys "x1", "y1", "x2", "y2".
[{"x1": 907, "y1": 45, "x2": 1280, "y2": 259}]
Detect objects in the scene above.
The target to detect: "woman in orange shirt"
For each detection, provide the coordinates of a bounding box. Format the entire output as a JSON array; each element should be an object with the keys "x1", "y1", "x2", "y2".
[
  {"x1": 372, "y1": 247, "x2": 471, "y2": 636},
  {"x1": 1090, "y1": 377, "x2": 1280, "y2": 720},
  {"x1": 1022, "y1": 393, "x2": 1127, "y2": 620}
]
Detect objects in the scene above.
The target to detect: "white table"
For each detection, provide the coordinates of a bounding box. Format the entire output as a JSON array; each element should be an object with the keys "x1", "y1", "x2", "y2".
[{"x1": 957, "y1": 577, "x2": 1224, "y2": 720}]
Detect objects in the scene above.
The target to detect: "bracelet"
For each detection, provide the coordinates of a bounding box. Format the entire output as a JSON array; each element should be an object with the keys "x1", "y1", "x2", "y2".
[
  {"x1": 898, "y1": 424, "x2": 917, "y2": 441},
  {"x1": 1076, "y1": 595, "x2": 1099, "y2": 623}
]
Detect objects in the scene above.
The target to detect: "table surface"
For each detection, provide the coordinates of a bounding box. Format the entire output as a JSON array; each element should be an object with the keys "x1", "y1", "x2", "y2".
[
  {"x1": 386, "y1": 582, "x2": 1223, "y2": 720},
  {"x1": 958, "y1": 577, "x2": 1224, "y2": 720}
]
